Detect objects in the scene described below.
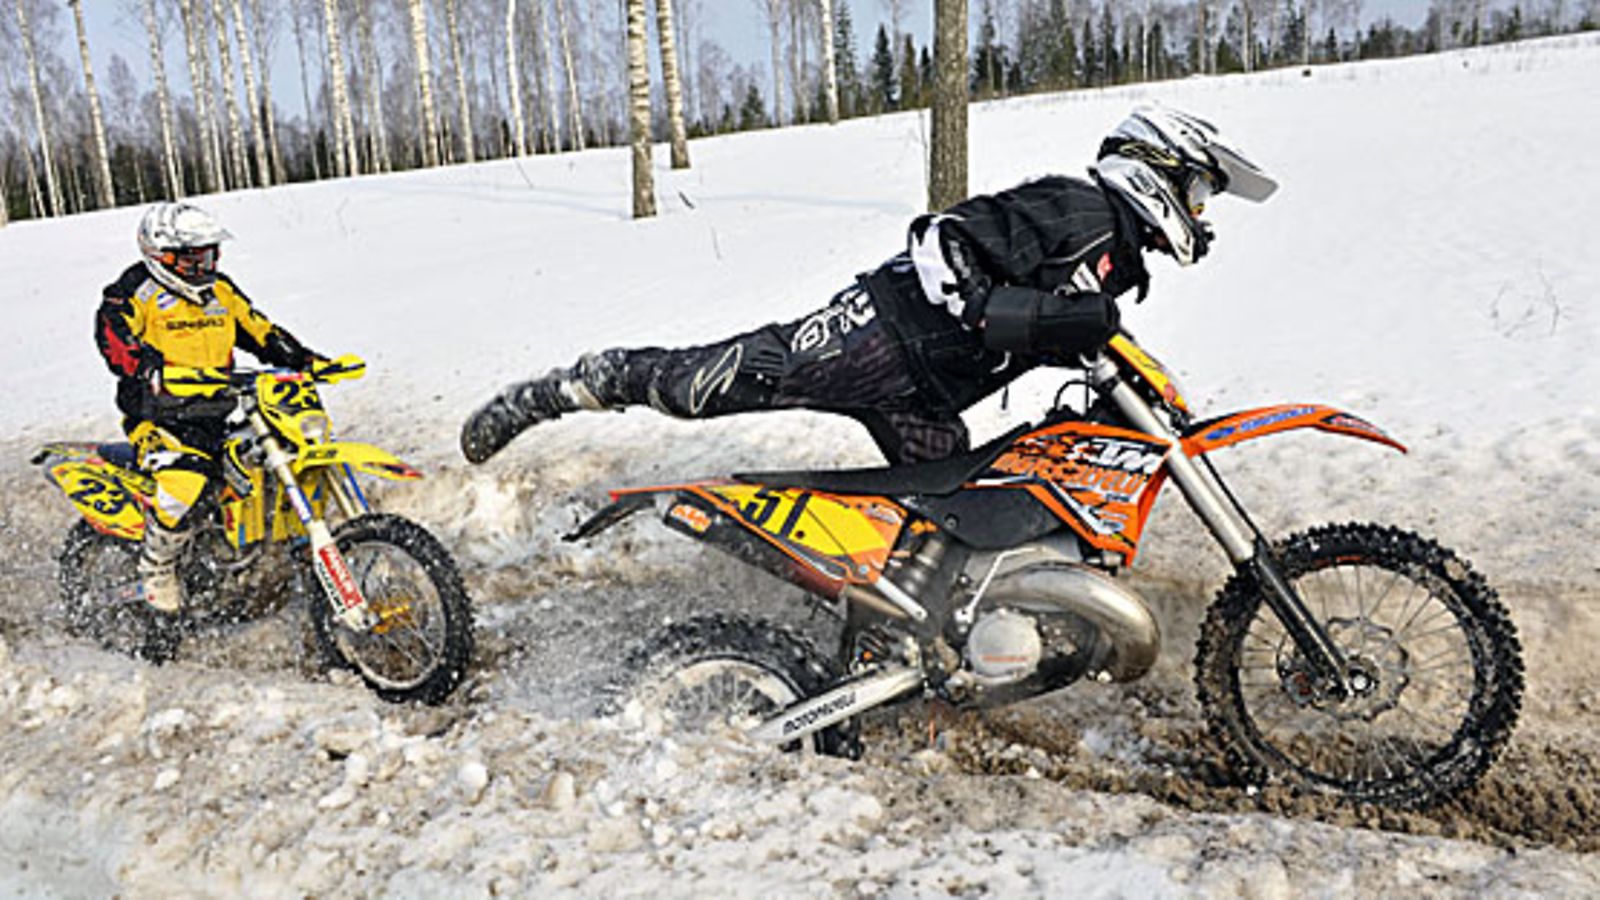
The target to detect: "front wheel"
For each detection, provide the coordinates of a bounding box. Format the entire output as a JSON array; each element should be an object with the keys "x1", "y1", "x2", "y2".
[
  {"x1": 614, "y1": 614, "x2": 860, "y2": 758},
  {"x1": 1195, "y1": 523, "x2": 1523, "y2": 809},
  {"x1": 306, "y1": 514, "x2": 474, "y2": 705}
]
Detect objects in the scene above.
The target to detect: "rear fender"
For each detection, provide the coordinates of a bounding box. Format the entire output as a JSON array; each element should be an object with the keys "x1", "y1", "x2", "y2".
[
  {"x1": 32, "y1": 443, "x2": 152, "y2": 540},
  {"x1": 292, "y1": 441, "x2": 424, "y2": 481},
  {"x1": 1181, "y1": 404, "x2": 1406, "y2": 457}
]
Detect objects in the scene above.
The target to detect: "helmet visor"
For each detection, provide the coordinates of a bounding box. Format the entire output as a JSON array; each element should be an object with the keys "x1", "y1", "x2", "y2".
[{"x1": 164, "y1": 245, "x2": 220, "y2": 286}]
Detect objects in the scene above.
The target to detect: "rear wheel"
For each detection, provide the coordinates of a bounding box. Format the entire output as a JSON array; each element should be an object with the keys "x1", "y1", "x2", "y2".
[
  {"x1": 1195, "y1": 523, "x2": 1523, "y2": 809},
  {"x1": 616, "y1": 614, "x2": 860, "y2": 758},
  {"x1": 306, "y1": 514, "x2": 474, "y2": 705},
  {"x1": 57, "y1": 521, "x2": 181, "y2": 663}
]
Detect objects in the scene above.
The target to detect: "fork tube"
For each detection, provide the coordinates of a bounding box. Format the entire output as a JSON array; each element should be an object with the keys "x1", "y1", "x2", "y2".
[
  {"x1": 1098, "y1": 374, "x2": 1256, "y2": 563},
  {"x1": 322, "y1": 468, "x2": 364, "y2": 520},
  {"x1": 1095, "y1": 363, "x2": 1349, "y2": 691}
]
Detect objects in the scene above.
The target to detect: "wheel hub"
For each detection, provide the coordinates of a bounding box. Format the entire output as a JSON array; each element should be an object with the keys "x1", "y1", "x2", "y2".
[{"x1": 1275, "y1": 617, "x2": 1410, "y2": 721}]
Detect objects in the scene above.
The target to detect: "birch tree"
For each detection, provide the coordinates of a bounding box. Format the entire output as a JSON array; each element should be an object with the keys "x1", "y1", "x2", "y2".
[
  {"x1": 554, "y1": 0, "x2": 585, "y2": 150},
  {"x1": 443, "y1": 0, "x2": 475, "y2": 162},
  {"x1": 626, "y1": 0, "x2": 654, "y2": 217},
  {"x1": 929, "y1": 0, "x2": 966, "y2": 210},
  {"x1": 12, "y1": 0, "x2": 62, "y2": 216},
  {"x1": 407, "y1": 0, "x2": 441, "y2": 167},
  {"x1": 207, "y1": 0, "x2": 250, "y2": 186},
  {"x1": 505, "y1": 0, "x2": 526, "y2": 155},
  {"x1": 355, "y1": 0, "x2": 390, "y2": 172},
  {"x1": 820, "y1": 0, "x2": 840, "y2": 123},
  {"x1": 759, "y1": 0, "x2": 786, "y2": 125},
  {"x1": 321, "y1": 0, "x2": 357, "y2": 176},
  {"x1": 67, "y1": 0, "x2": 115, "y2": 207},
  {"x1": 248, "y1": 0, "x2": 285, "y2": 183},
  {"x1": 655, "y1": 0, "x2": 690, "y2": 168},
  {"x1": 225, "y1": 0, "x2": 270, "y2": 184},
  {"x1": 177, "y1": 0, "x2": 222, "y2": 191},
  {"x1": 289, "y1": 0, "x2": 321, "y2": 178},
  {"x1": 142, "y1": 0, "x2": 184, "y2": 197}
]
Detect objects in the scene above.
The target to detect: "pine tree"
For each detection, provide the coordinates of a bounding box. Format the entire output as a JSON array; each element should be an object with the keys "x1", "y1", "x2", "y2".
[
  {"x1": 870, "y1": 24, "x2": 896, "y2": 112},
  {"x1": 738, "y1": 82, "x2": 768, "y2": 130},
  {"x1": 834, "y1": 1, "x2": 862, "y2": 117},
  {"x1": 899, "y1": 33, "x2": 920, "y2": 107}
]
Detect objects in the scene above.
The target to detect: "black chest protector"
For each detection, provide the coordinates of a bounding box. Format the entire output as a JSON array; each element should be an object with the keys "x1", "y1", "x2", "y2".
[{"x1": 864, "y1": 177, "x2": 1148, "y2": 415}]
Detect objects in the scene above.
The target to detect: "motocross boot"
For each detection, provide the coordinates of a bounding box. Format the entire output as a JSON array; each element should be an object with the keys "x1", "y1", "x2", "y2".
[
  {"x1": 136, "y1": 516, "x2": 190, "y2": 614},
  {"x1": 460, "y1": 351, "x2": 628, "y2": 464}
]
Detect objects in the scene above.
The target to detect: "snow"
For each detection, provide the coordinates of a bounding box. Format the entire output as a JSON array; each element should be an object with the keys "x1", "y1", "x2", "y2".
[{"x1": 3, "y1": 34, "x2": 1600, "y2": 896}]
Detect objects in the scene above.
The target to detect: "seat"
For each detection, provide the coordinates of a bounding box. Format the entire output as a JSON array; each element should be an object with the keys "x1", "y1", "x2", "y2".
[
  {"x1": 98, "y1": 442, "x2": 139, "y2": 470},
  {"x1": 733, "y1": 422, "x2": 1032, "y2": 497}
]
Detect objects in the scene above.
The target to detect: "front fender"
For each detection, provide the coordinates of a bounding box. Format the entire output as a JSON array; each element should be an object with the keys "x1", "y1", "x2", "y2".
[
  {"x1": 293, "y1": 441, "x2": 424, "y2": 481},
  {"x1": 1181, "y1": 404, "x2": 1407, "y2": 457}
]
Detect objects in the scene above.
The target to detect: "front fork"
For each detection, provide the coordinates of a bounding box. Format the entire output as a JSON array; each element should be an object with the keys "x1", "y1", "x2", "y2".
[
  {"x1": 251, "y1": 413, "x2": 371, "y2": 631},
  {"x1": 1096, "y1": 363, "x2": 1353, "y2": 696}
]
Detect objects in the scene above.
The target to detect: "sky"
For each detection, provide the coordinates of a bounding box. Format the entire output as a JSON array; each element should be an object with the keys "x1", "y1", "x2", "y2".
[{"x1": 65, "y1": 0, "x2": 1438, "y2": 123}]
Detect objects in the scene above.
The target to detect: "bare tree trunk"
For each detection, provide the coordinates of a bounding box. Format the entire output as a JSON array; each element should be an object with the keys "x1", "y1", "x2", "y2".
[
  {"x1": 531, "y1": 0, "x2": 557, "y2": 152},
  {"x1": 227, "y1": 0, "x2": 270, "y2": 184},
  {"x1": 407, "y1": 0, "x2": 441, "y2": 167},
  {"x1": 290, "y1": 0, "x2": 322, "y2": 179},
  {"x1": 21, "y1": 137, "x2": 47, "y2": 218},
  {"x1": 208, "y1": 0, "x2": 251, "y2": 186},
  {"x1": 68, "y1": 0, "x2": 116, "y2": 208},
  {"x1": 763, "y1": 0, "x2": 785, "y2": 125},
  {"x1": 356, "y1": 0, "x2": 391, "y2": 172},
  {"x1": 144, "y1": 0, "x2": 185, "y2": 197},
  {"x1": 178, "y1": 0, "x2": 222, "y2": 191},
  {"x1": 554, "y1": 0, "x2": 586, "y2": 150},
  {"x1": 248, "y1": 0, "x2": 285, "y2": 183},
  {"x1": 444, "y1": 0, "x2": 475, "y2": 163},
  {"x1": 819, "y1": 0, "x2": 840, "y2": 124},
  {"x1": 626, "y1": 0, "x2": 654, "y2": 217},
  {"x1": 321, "y1": 0, "x2": 358, "y2": 176},
  {"x1": 14, "y1": 0, "x2": 64, "y2": 215},
  {"x1": 654, "y1": 0, "x2": 690, "y2": 168},
  {"x1": 786, "y1": 0, "x2": 803, "y2": 122},
  {"x1": 505, "y1": 0, "x2": 527, "y2": 155},
  {"x1": 929, "y1": 0, "x2": 966, "y2": 211}
]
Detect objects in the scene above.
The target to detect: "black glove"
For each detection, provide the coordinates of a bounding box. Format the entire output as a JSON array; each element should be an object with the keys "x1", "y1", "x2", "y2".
[
  {"x1": 261, "y1": 328, "x2": 320, "y2": 370},
  {"x1": 980, "y1": 287, "x2": 1120, "y2": 358}
]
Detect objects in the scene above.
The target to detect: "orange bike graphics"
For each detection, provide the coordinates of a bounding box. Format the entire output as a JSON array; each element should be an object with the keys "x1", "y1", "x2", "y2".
[
  {"x1": 968, "y1": 421, "x2": 1173, "y2": 560},
  {"x1": 614, "y1": 482, "x2": 906, "y2": 594},
  {"x1": 1181, "y1": 404, "x2": 1407, "y2": 457}
]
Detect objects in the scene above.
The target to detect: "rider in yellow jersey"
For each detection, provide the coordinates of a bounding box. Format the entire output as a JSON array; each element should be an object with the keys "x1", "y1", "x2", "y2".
[{"x1": 95, "y1": 202, "x2": 326, "y2": 615}]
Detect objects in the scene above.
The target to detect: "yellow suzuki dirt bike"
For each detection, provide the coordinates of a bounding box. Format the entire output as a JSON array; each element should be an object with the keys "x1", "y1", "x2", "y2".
[
  {"x1": 576, "y1": 334, "x2": 1524, "y2": 809},
  {"x1": 32, "y1": 356, "x2": 474, "y2": 705}
]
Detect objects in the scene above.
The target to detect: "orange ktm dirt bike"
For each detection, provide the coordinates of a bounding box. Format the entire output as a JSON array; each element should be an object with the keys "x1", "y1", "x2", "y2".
[
  {"x1": 32, "y1": 356, "x2": 474, "y2": 705},
  {"x1": 574, "y1": 334, "x2": 1524, "y2": 809}
]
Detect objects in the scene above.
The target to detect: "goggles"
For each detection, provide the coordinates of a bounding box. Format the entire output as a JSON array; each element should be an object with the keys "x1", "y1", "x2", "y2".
[
  {"x1": 159, "y1": 245, "x2": 220, "y2": 285},
  {"x1": 1184, "y1": 171, "x2": 1219, "y2": 217}
]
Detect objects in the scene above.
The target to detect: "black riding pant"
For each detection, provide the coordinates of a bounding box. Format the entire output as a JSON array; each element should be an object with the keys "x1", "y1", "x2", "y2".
[{"x1": 597, "y1": 285, "x2": 969, "y2": 465}]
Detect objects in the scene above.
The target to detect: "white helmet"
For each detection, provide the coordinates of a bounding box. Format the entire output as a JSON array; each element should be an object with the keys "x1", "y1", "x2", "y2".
[
  {"x1": 1093, "y1": 106, "x2": 1277, "y2": 266},
  {"x1": 137, "y1": 202, "x2": 233, "y2": 303}
]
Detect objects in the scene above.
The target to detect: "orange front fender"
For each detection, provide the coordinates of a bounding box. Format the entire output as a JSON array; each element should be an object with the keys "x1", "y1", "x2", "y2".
[{"x1": 1180, "y1": 404, "x2": 1407, "y2": 457}]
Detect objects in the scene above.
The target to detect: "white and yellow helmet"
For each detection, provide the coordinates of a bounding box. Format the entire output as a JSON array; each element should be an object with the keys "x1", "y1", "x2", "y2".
[{"x1": 1093, "y1": 106, "x2": 1277, "y2": 266}]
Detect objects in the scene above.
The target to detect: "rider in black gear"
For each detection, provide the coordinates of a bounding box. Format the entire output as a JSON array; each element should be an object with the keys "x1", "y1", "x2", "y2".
[{"x1": 461, "y1": 106, "x2": 1276, "y2": 466}]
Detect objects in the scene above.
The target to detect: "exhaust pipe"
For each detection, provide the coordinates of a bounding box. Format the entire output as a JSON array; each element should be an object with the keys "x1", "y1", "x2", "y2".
[{"x1": 982, "y1": 564, "x2": 1161, "y2": 683}]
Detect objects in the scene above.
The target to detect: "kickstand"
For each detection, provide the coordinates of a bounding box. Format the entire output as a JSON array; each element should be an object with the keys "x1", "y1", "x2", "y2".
[{"x1": 925, "y1": 700, "x2": 945, "y2": 750}]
